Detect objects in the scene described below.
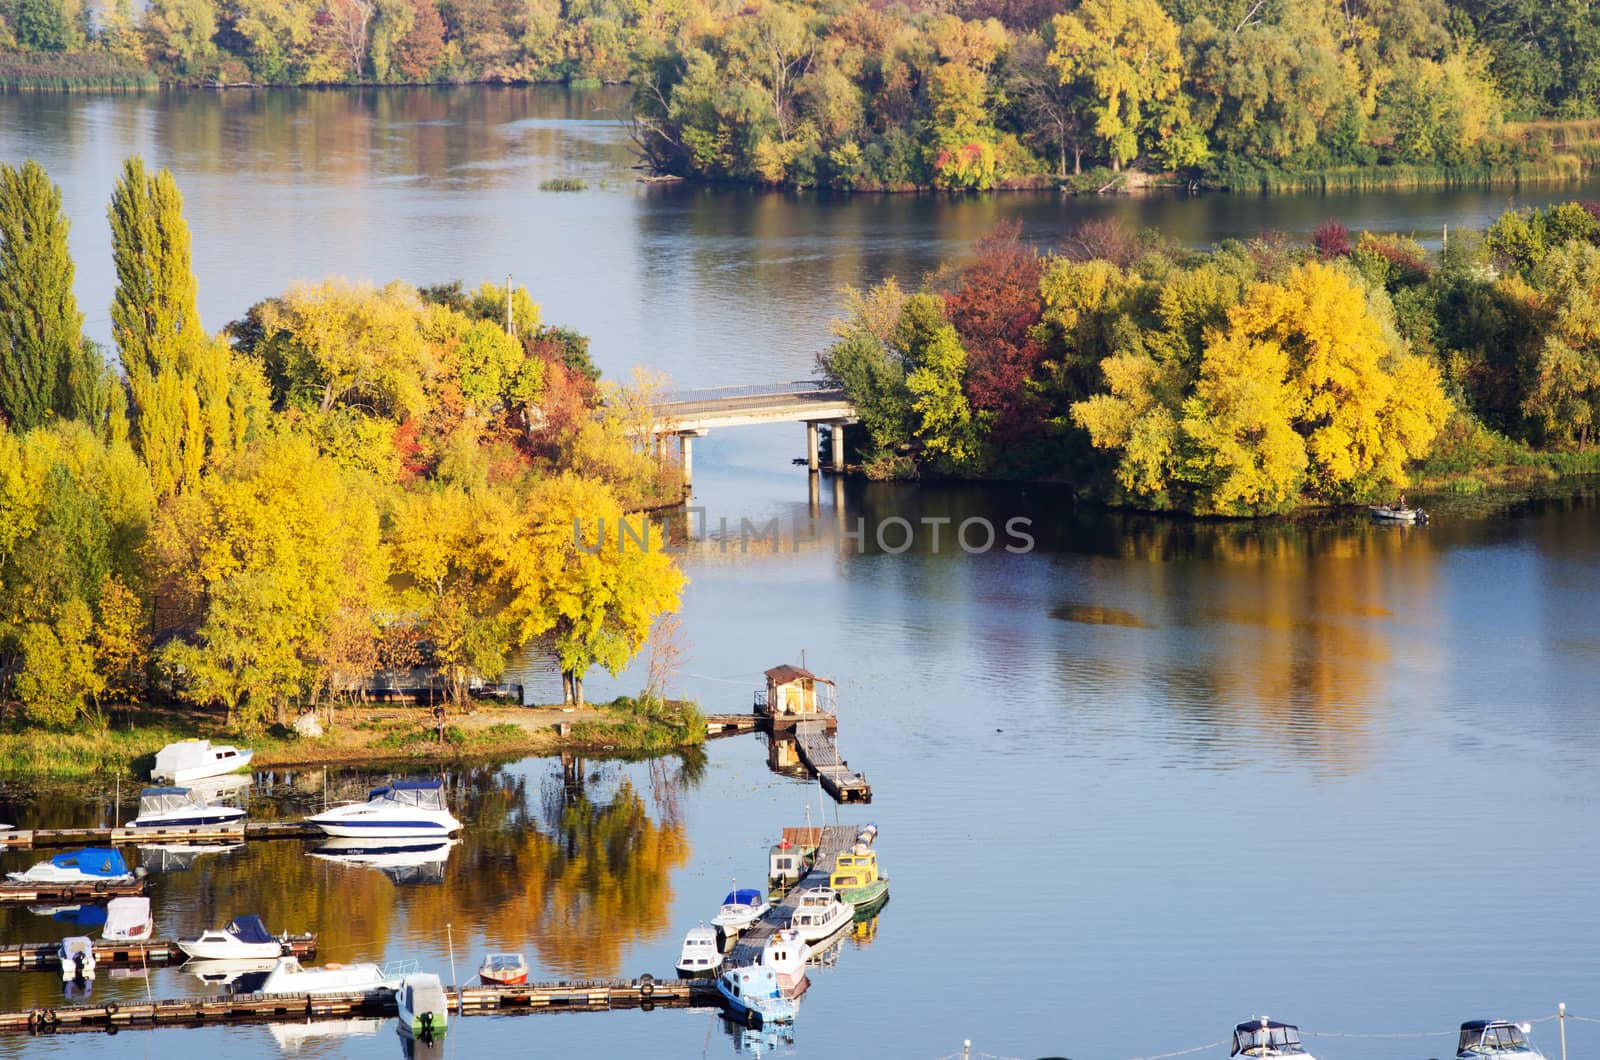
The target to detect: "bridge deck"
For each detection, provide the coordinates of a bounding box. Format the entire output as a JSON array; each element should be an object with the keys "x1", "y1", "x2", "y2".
[{"x1": 652, "y1": 381, "x2": 853, "y2": 432}]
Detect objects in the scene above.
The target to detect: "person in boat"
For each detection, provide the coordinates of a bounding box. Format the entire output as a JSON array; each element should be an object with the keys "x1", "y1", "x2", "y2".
[{"x1": 1396, "y1": 492, "x2": 1406, "y2": 512}]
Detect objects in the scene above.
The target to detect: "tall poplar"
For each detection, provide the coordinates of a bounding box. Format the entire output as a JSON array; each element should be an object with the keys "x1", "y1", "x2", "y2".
[{"x1": 0, "y1": 160, "x2": 83, "y2": 432}]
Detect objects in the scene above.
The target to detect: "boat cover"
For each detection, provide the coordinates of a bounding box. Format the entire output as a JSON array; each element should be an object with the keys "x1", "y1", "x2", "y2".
[
  {"x1": 103, "y1": 897, "x2": 150, "y2": 938},
  {"x1": 722, "y1": 889, "x2": 764, "y2": 906},
  {"x1": 227, "y1": 914, "x2": 273, "y2": 944},
  {"x1": 140, "y1": 787, "x2": 190, "y2": 797},
  {"x1": 53, "y1": 848, "x2": 130, "y2": 877}
]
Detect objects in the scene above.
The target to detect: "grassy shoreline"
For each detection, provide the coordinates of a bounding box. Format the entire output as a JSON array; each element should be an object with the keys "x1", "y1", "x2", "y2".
[{"x1": 0, "y1": 697, "x2": 707, "y2": 780}]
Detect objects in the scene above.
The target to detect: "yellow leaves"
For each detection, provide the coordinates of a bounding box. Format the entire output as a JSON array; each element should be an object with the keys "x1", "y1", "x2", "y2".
[{"x1": 1048, "y1": 0, "x2": 1183, "y2": 165}]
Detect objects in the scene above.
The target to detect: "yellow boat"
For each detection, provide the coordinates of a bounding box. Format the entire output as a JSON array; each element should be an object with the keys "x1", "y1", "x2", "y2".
[{"x1": 827, "y1": 849, "x2": 888, "y2": 907}]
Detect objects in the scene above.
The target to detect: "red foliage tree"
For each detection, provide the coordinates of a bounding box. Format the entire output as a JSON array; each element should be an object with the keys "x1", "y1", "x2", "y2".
[
  {"x1": 1312, "y1": 219, "x2": 1352, "y2": 259},
  {"x1": 393, "y1": 0, "x2": 446, "y2": 81},
  {"x1": 937, "y1": 220, "x2": 1047, "y2": 446}
]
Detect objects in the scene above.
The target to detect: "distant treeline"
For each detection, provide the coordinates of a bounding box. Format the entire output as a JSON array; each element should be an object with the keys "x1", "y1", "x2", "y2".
[
  {"x1": 817, "y1": 207, "x2": 1600, "y2": 514},
  {"x1": 7, "y1": 0, "x2": 1600, "y2": 189}
]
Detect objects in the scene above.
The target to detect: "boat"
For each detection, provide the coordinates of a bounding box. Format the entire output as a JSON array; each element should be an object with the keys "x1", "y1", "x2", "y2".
[
  {"x1": 395, "y1": 972, "x2": 450, "y2": 1038},
  {"x1": 1457, "y1": 1020, "x2": 1545, "y2": 1058},
  {"x1": 675, "y1": 924, "x2": 723, "y2": 978},
  {"x1": 710, "y1": 888, "x2": 770, "y2": 938},
  {"x1": 58, "y1": 936, "x2": 96, "y2": 982},
  {"x1": 176, "y1": 914, "x2": 287, "y2": 960},
  {"x1": 1232, "y1": 1017, "x2": 1317, "y2": 1058},
  {"x1": 257, "y1": 955, "x2": 400, "y2": 995},
  {"x1": 787, "y1": 886, "x2": 852, "y2": 942},
  {"x1": 715, "y1": 965, "x2": 798, "y2": 1026},
  {"x1": 308, "y1": 836, "x2": 458, "y2": 884},
  {"x1": 1370, "y1": 503, "x2": 1428, "y2": 524},
  {"x1": 768, "y1": 838, "x2": 811, "y2": 894},
  {"x1": 305, "y1": 779, "x2": 462, "y2": 838},
  {"x1": 129, "y1": 786, "x2": 246, "y2": 829},
  {"x1": 151, "y1": 740, "x2": 253, "y2": 785},
  {"x1": 755, "y1": 927, "x2": 807, "y2": 994},
  {"x1": 6, "y1": 847, "x2": 134, "y2": 884},
  {"x1": 184, "y1": 957, "x2": 278, "y2": 990},
  {"x1": 102, "y1": 896, "x2": 153, "y2": 941},
  {"x1": 477, "y1": 952, "x2": 528, "y2": 986},
  {"x1": 827, "y1": 848, "x2": 888, "y2": 907}
]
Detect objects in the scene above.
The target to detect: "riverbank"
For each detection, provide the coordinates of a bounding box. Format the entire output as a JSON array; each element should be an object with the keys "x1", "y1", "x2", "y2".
[{"x1": 0, "y1": 697, "x2": 707, "y2": 780}]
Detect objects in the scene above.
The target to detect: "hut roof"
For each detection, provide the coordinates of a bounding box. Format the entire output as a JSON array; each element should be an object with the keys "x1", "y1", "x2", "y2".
[{"x1": 764, "y1": 664, "x2": 815, "y2": 685}]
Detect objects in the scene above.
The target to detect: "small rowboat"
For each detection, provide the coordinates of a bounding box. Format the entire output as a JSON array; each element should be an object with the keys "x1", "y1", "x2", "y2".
[
  {"x1": 1369, "y1": 504, "x2": 1428, "y2": 525},
  {"x1": 478, "y1": 952, "x2": 528, "y2": 986}
]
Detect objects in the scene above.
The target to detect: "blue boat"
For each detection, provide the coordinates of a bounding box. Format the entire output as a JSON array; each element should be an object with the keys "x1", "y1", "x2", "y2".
[
  {"x1": 710, "y1": 888, "x2": 770, "y2": 937},
  {"x1": 6, "y1": 848, "x2": 133, "y2": 884},
  {"x1": 716, "y1": 966, "x2": 798, "y2": 1026}
]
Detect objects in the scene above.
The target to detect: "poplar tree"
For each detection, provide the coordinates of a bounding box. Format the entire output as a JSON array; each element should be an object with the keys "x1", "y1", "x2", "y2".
[{"x1": 0, "y1": 160, "x2": 83, "y2": 432}]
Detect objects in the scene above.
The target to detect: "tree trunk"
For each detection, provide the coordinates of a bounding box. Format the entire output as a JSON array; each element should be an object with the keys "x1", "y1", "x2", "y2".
[
  {"x1": 561, "y1": 670, "x2": 575, "y2": 706},
  {"x1": 574, "y1": 674, "x2": 584, "y2": 708},
  {"x1": 1058, "y1": 142, "x2": 1067, "y2": 179},
  {"x1": 1073, "y1": 146, "x2": 1082, "y2": 175}
]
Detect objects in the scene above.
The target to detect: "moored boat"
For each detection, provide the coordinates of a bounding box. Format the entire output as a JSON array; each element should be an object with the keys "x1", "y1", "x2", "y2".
[
  {"x1": 788, "y1": 886, "x2": 852, "y2": 943},
  {"x1": 102, "y1": 896, "x2": 153, "y2": 941},
  {"x1": 1457, "y1": 1020, "x2": 1545, "y2": 1058},
  {"x1": 716, "y1": 965, "x2": 798, "y2": 1026},
  {"x1": 1369, "y1": 503, "x2": 1428, "y2": 524},
  {"x1": 1231, "y1": 1017, "x2": 1316, "y2": 1058},
  {"x1": 395, "y1": 972, "x2": 450, "y2": 1038},
  {"x1": 257, "y1": 955, "x2": 400, "y2": 995},
  {"x1": 151, "y1": 740, "x2": 253, "y2": 785},
  {"x1": 58, "y1": 937, "x2": 96, "y2": 982},
  {"x1": 130, "y1": 786, "x2": 246, "y2": 829},
  {"x1": 305, "y1": 780, "x2": 462, "y2": 839},
  {"x1": 768, "y1": 838, "x2": 810, "y2": 895},
  {"x1": 176, "y1": 913, "x2": 287, "y2": 960},
  {"x1": 710, "y1": 888, "x2": 770, "y2": 939},
  {"x1": 477, "y1": 952, "x2": 528, "y2": 986},
  {"x1": 7, "y1": 847, "x2": 134, "y2": 884},
  {"x1": 676, "y1": 924, "x2": 723, "y2": 978},
  {"x1": 827, "y1": 848, "x2": 888, "y2": 907},
  {"x1": 755, "y1": 927, "x2": 807, "y2": 995}
]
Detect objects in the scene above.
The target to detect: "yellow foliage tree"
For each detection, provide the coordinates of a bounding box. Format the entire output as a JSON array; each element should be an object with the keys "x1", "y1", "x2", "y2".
[{"x1": 1047, "y1": 0, "x2": 1183, "y2": 169}]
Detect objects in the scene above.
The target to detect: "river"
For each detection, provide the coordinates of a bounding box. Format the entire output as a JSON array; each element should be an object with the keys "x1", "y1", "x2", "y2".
[{"x1": 2, "y1": 86, "x2": 1600, "y2": 1060}]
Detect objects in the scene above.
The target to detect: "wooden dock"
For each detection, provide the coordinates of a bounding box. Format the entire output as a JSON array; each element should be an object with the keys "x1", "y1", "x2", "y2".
[
  {"x1": 0, "y1": 821, "x2": 322, "y2": 851},
  {"x1": 0, "y1": 880, "x2": 146, "y2": 905},
  {"x1": 727, "y1": 825, "x2": 860, "y2": 967},
  {"x1": 0, "y1": 977, "x2": 720, "y2": 1035},
  {"x1": 0, "y1": 935, "x2": 317, "y2": 972},
  {"x1": 792, "y1": 721, "x2": 871, "y2": 803}
]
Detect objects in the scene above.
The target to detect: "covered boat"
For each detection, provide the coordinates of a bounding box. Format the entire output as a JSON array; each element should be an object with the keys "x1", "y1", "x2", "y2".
[
  {"x1": 7, "y1": 847, "x2": 133, "y2": 884},
  {"x1": 130, "y1": 786, "x2": 246, "y2": 829},
  {"x1": 788, "y1": 886, "x2": 851, "y2": 943},
  {"x1": 58, "y1": 936, "x2": 96, "y2": 982},
  {"x1": 716, "y1": 966, "x2": 798, "y2": 1026},
  {"x1": 306, "y1": 780, "x2": 462, "y2": 838},
  {"x1": 396, "y1": 972, "x2": 449, "y2": 1038},
  {"x1": 257, "y1": 956, "x2": 398, "y2": 995},
  {"x1": 1370, "y1": 504, "x2": 1428, "y2": 524},
  {"x1": 1458, "y1": 1020, "x2": 1545, "y2": 1058},
  {"x1": 676, "y1": 924, "x2": 723, "y2": 978},
  {"x1": 710, "y1": 888, "x2": 770, "y2": 938},
  {"x1": 176, "y1": 914, "x2": 286, "y2": 960},
  {"x1": 477, "y1": 952, "x2": 528, "y2": 986},
  {"x1": 102, "y1": 897, "x2": 153, "y2": 941},
  {"x1": 151, "y1": 740, "x2": 253, "y2": 785},
  {"x1": 1232, "y1": 1018, "x2": 1316, "y2": 1058}
]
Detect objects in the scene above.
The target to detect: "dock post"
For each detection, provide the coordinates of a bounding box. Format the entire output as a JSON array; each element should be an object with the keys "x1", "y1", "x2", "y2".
[
  {"x1": 679, "y1": 433, "x2": 694, "y2": 488},
  {"x1": 1560, "y1": 1002, "x2": 1567, "y2": 1060},
  {"x1": 830, "y1": 423, "x2": 844, "y2": 472},
  {"x1": 806, "y1": 421, "x2": 819, "y2": 472}
]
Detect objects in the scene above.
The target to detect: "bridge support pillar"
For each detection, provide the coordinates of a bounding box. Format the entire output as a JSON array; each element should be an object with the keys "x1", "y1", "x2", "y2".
[
  {"x1": 679, "y1": 433, "x2": 694, "y2": 489},
  {"x1": 806, "y1": 421, "x2": 819, "y2": 472},
  {"x1": 830, "y1": 423, "x2": 845, "y2": 472}
]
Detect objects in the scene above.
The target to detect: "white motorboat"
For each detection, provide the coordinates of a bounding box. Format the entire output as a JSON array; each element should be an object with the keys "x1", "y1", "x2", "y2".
[
  {"x1": 305, "y1": 780, "x2": 461, "y2": 838},
  {"x1": 675, "y1": 924, "x2": 723, "y2": 978},
  {"x1": 102, "y1": 897, "x2": 153, "y2": 941},
  {"x1": 477, "y1": 952, "x2": 528, "y2": 985},
  {"x1": 58, "y1": 936, "x2": 96, "y2": 982},
  {"x1": 1232, "y1": 1018, "x2": 1317, "y2": 1058},
  {"x1": 716, "y1": 966, "x2": 797, "y2": 1026},
  {"x1": 1457, "y1": 1020, "x2": 1545, "y2": 1058},
  {"x1": 176, "y1": 914, "x2": 286, "y2": 960},
  {"x1": 1370, "y1": 503, "x2": 1428, "y2": 524},
  {"x1": 151, "y1": 740, "x2": 253, "y2": 784},
  {"x1": 787, "y1": 886, "x2": 851, "y2": 942},
  {"x1": 755, "y1": 928, "x2": 806, "y2": 995},
  {"x1": 257, "y1": 956, "x2": 400, "y2": 995},
  {"x1": 710, "y1": 888, "x2": 770, "y2": 938},
  {"x1": 129, "y1": 786, "x2": 246, "y2": 829},
  {"x1": 7, "y1": 847, "x2": 134, "y2": 884},
  {"x1": 395, "y1": 972, "x2": 449, "y2": 1038}
]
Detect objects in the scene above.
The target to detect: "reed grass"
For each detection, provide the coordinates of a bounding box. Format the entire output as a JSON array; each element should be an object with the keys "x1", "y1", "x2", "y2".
[
  {"x1": 0, "y1": 53, "x2": 158, "y2": 91},
  {"x1": 1209, "y1": 157, "x2": 1588, "y2": 194},
  {"x1": 538, "y1": 177, "x2": 588, "y2": 191}
]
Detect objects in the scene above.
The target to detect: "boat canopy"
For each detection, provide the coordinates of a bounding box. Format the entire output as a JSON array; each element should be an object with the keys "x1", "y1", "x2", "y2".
[
  {"x1": 226, "y1": 914, "x2": 274, "y2": 944},
  {"x1": 52, "y1": 848, "x2": 130, "y2": 877},
  {"x1": 1459, "y1": 1021, "x2": 1530, "y2": 1052},
  {"x1": 405, "y1": 974, "x2": 448, "y2": 1015},
  {"x1": 369, "y1": 780, "x2": 447, "y2": 809},
  {"x1": 1233, "y1": 1020, "x2": 1304, "y2": 1055},
  {"x1": 139, "y1": 787, "x2": 200, "y2": 812},
  {"x1": 103, "y1": 896, "x2": 151, "y2": 938},
  {"x1": 722, "y1": 889, "x2": 764, "y2": 906}
]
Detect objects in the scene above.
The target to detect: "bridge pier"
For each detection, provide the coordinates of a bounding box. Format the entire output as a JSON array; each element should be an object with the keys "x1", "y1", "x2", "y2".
[
  {"x1": 830, "y1": 423, "x2": 845, "y2": 472},
  {"x1": 679, "y1": 433, "x2": 694, "y2": 489},
  {"x1": 806, "y1": 422, "x2": 819, "y2": 472}
]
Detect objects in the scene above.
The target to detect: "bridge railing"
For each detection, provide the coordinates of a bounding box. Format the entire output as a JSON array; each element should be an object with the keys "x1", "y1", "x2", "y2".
[{"x1": 656, "y1": 380, "x2": 842, "y2": 406}]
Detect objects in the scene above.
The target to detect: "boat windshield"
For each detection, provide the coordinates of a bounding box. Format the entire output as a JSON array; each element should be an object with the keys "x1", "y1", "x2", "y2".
[
  {"x1": 1460, "y1": 1025, "x2": 1531, "y2": 1053},
  {"x1": 372, "y1": 782, "x2": 446, "y2": 811},
  {"x1": 1234, "y1": 1025, "x2": 1303, "y2": 1054},
  {"x1": 139, "y1": 787, "x2": 198, "y2": 814}
]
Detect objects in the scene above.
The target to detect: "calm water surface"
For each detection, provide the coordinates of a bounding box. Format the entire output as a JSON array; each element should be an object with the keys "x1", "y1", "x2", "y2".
[{"x1": 2, "y1": 89, "x2": 1600, "y2": 1060}]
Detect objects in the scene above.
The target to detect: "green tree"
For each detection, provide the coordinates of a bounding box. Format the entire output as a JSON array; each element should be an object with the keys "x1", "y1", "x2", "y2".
[
  {"x1": 1048, "y1": 0, "x2": 1184, "y2": 169},
  {"x1": 0, "y1": 160, "x2": 83, "y2": 431},
  {"x1": 1523, "y1": 242, "x2": 1600, "y2": 448},
  {"x1": 11, "y1": 0, "x2": 79, "y2": 50}
]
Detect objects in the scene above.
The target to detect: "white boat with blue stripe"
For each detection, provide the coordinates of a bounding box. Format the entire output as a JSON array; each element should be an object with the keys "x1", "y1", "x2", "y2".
[
  {"x1": 306, "y1": 780, "x2": 462, "y2": 838},
  {"x1": 130, "y1": 786, "x2": 247, "y2": 829}
]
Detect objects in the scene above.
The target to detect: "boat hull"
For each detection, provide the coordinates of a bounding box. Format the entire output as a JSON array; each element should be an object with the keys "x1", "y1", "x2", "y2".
[
  {"x1": 130, "y1": 810, "x2": 246, "y2": 829},
  {"x1": 177, "y1": 939, "x2": 283, "y2": 960},
  {"x1": 835, "y1": 877, "x2": 888, "y2": 907},
  {"x1": 160, "y1": 752, "x2": 255, "y2": 786},
  {"x1": 305, "y1": 817, "x2": 459, "y2": 838}
]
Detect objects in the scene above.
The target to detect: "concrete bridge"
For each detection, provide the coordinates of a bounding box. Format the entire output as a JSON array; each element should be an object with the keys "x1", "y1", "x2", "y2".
[{"x1": 651, "y1": 380, "x2": 856, "y2": 485}]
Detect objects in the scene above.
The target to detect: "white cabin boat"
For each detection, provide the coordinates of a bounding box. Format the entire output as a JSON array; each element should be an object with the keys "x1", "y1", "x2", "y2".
[
  {"x1": 787, "y1": 886, "x2": 851, "y2": 943},
  {"x1": 716, "y1": 966, "x2": 798, "y2": 1026},
  {"x1": 176, "y1": 914, "x2": 286, "y2": 960},
  {"x1": 257, "y1": 956, "x2": 398, "y2": 996},
  {"x1": 1232, "y1": 1018, "x2": 1316, "y2": 1058},
  {"x1": 130, "y1": 786, "x2": 246, "y2": 829},
  {"x1": 102, "y1": 897, "x2": 153, "y2": 941},
  {"x1": 59, "y1": 937, "x2": 96, "y2": 982},
  {"x1": 1457, "y1": 1020, "x2": 1545, "y2": 1058},
  {"x1": 710, "y1": 888, "x2": 770, "y2": 938},
  {"x1": 675, "y1": 924, "x2": 723, "y2": 978},
  {"x1": 477, "y1": 952, "x2": 527, "y2": 985},
  {"x1": 756, "y1": 928, "x2": 807, "y2": 994},
  {"x1": 395, "y1": 973, "x2": 450, "y2": 1038},
  {"x1": 7, "y1": 847, "x2": 134, "y2": 884},
  {"x1": 151, "y1": 740, "x2": 253, "y2": 785},
  {"x1": 305, "y1": 780, "x2": 461, "y2": 838}
]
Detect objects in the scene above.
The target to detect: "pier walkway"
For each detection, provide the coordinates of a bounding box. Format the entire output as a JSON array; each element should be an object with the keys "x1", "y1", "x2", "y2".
[
  {"x1": 727, "y1": 825, "x2": 859, "y2": 968},
  {"x1": 0, "y1": 935, "x2": 317, "y2": 972},
  {"x1": 0, "y1": 821, "x2": 322, "y2": 852},
  {"x1": 793, "y1": 721, "x2": 871, "y2": 803}
]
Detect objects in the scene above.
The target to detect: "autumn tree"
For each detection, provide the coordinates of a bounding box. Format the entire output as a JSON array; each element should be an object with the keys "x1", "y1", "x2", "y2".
[
  {"x1": 1048, "y1": 0, "x2": 1185, "y2": 170},
  {"x1": 0, "y1": 161, "x2": 84, "y2": 431},
  {"x1": 1523, "y1": 242, "x2": 1600, "y2": 449}
]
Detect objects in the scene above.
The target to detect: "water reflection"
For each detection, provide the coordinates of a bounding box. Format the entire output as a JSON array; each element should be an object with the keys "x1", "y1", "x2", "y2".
[
  {"x1": 309, "y1": 838, "x2": 459, "y2": 886},
  {"x1": 266, "y1": 1017, "x2": 384, "y2": 1055},
  {"x1": 139, "y1": 842, "x2": 247, "y2": 874}
]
